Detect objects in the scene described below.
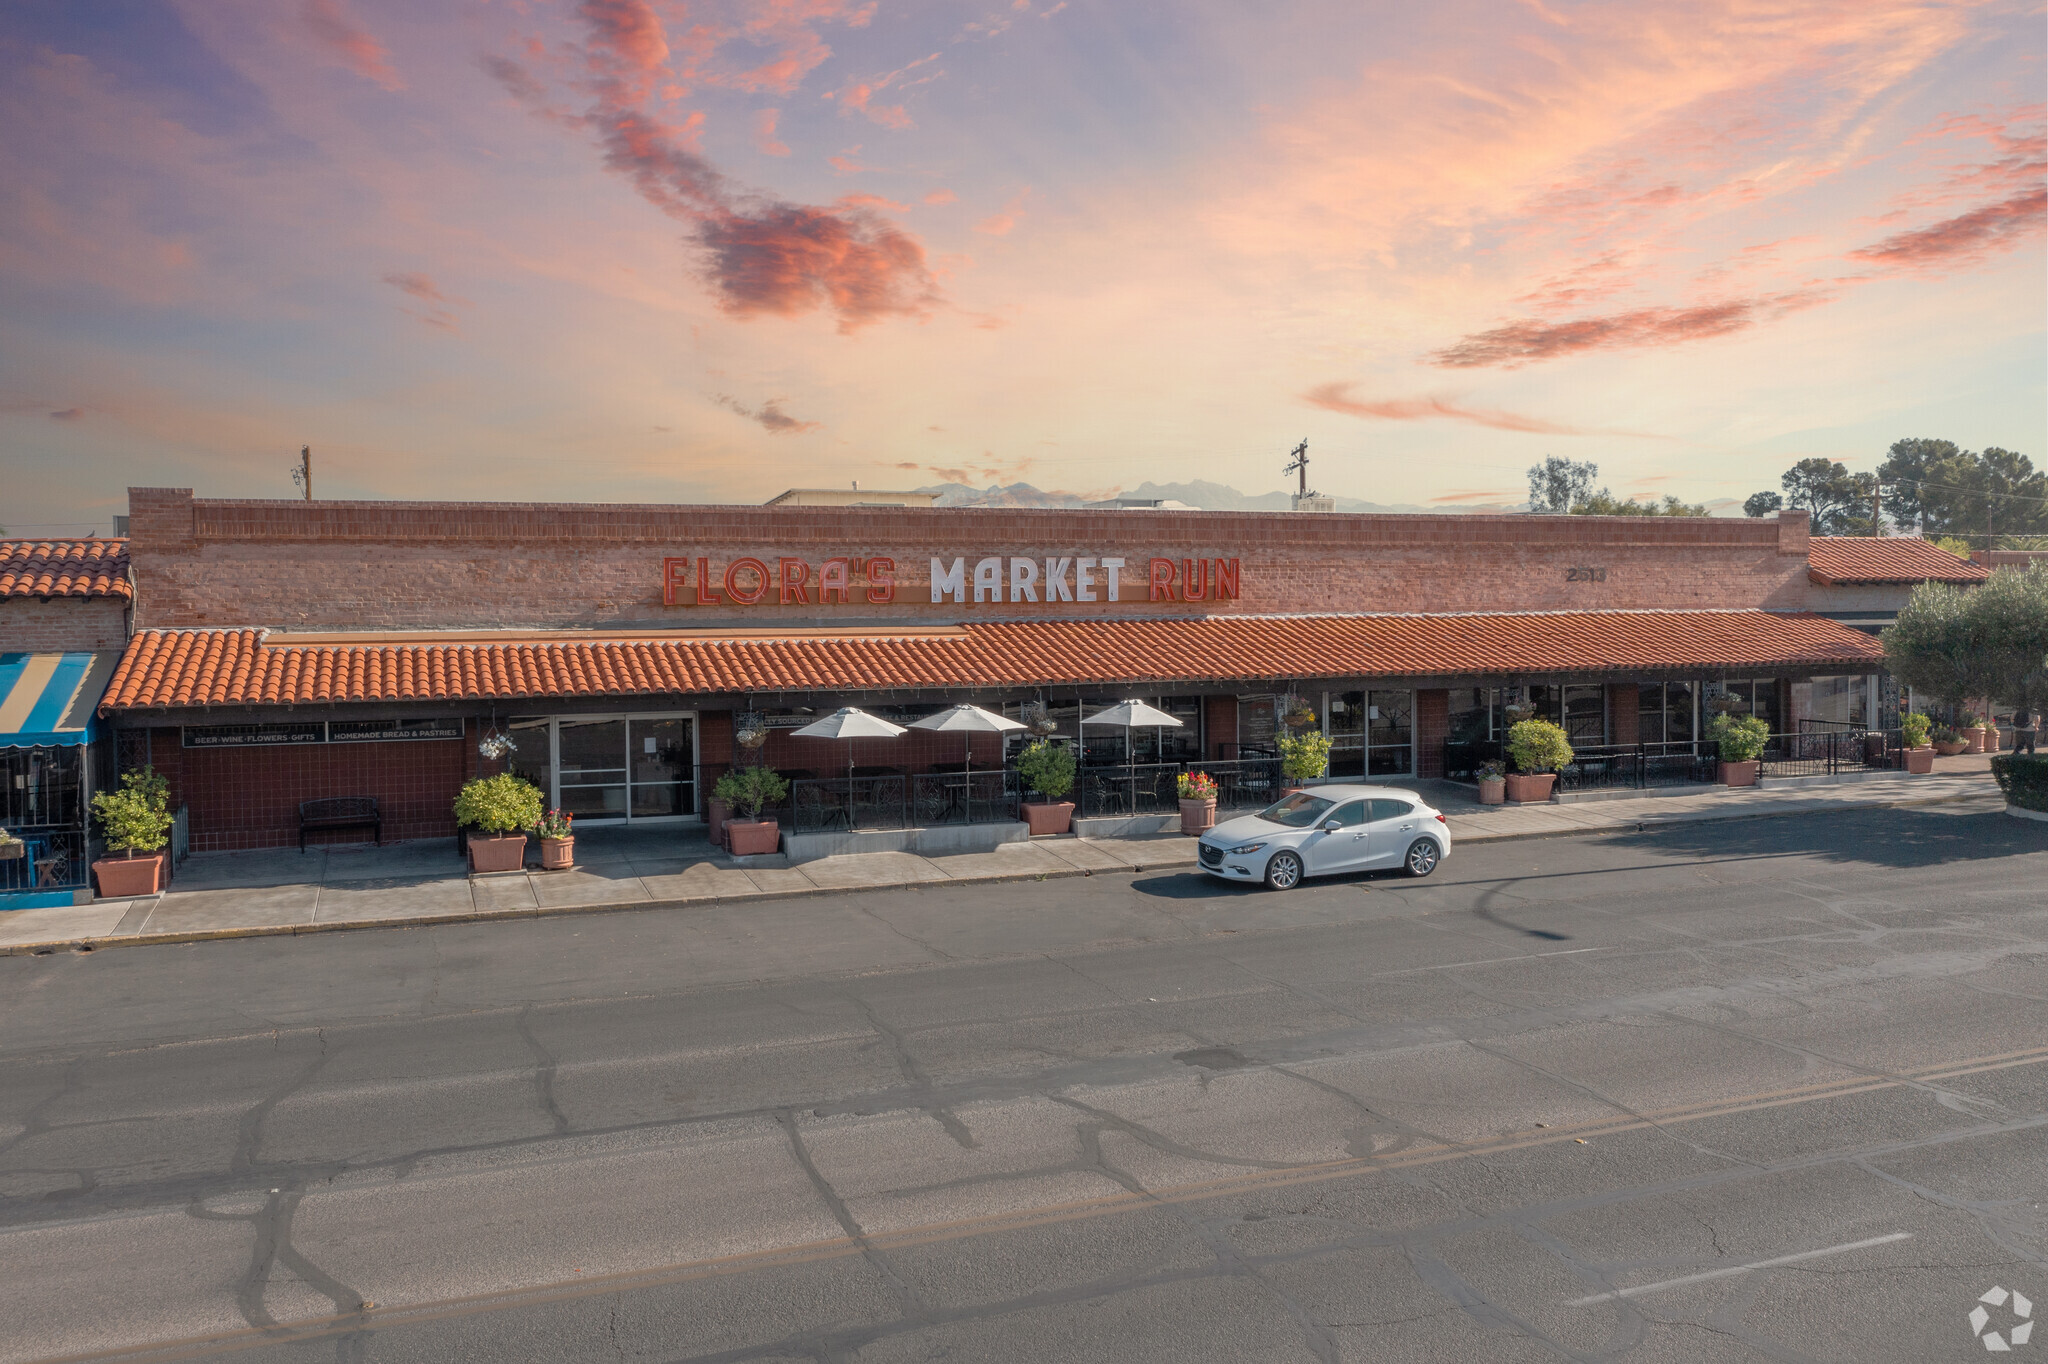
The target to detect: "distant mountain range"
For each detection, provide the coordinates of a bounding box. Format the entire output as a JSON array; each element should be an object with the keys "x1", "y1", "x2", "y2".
[{"x1": 915, "y1": 479, "x2": 1507, "y2": 513}]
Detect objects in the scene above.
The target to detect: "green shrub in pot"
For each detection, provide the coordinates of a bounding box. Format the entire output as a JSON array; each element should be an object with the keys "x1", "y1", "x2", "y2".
[
  {"x1": 712, "y1": 766, "x2": 790, "y2": 820},
  {"x1": 452, "y1": 773, "x2": 543, "y2": 834},
  {"x1": 1707, "y1": 713, "x2": 1769, "y2": 764},
  {"x1": 1505, "y1": 720, "x2": 1573, "y2": 774},
  {"x1": 1901, "y1": 712, "x2": 1932, "y2": 747},
  {"x1": 1015, "y1": 739, "x2": 1077, "y2": 801},
  {"x1": 1278, "y1": 730, "x2": 1333, "y2": 781},
  {"x1": 91, "y1": 768, "x2": 174, "y2": 855}
]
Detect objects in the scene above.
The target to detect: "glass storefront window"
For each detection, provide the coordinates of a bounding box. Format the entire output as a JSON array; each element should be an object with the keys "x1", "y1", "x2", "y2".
[
  {"x1": 506, "y1": 716, "x2": 553, "y2": 800},
  {"x1": 511, "y1": 714, "x2": 700, "y2": 821},
  {"x1": 557, "y1": 717, "x2": 628, "y2": 817},
  {"x1": 1366, "y1": 689, "x2": 1413, "y2": 776},
  {"x1": 1563, "y1": 685, "x2": 1605, "y2": 746}
]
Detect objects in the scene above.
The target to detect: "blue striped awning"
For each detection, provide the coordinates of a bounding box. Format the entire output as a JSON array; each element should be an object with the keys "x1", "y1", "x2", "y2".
[{"x1": 0, "y1": 653, "x2": 118, "y2": 747}]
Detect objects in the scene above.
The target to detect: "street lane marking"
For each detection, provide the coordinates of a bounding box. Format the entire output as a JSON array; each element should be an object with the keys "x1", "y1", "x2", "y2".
[
  {"x1": 1565, "y1": 1232, "x2": 1913, "y2": 1306},
  {"x1": 17, "y1": 1046, "x2": 2048, "y2": 1364}
]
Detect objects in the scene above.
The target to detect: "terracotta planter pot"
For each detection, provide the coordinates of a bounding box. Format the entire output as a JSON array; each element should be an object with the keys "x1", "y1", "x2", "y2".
[
  {"x1": 1718, "y1": 759, "x2": 1760, "y2": 787},
  {"x1": 1503, "y1": 772, "x2": 1555, "y2": 803},
  {"x1": 1934, "y1": 740, "x2": 1970, "y2": 756},
  {"x1": 705, "y1": 796, "x2": 731, "y2": 850},
  {"x1": 1976, "y1": 726, "x2": 2000, "y2": 752},
  {"x1": 1178, "y1": 796, "x2": 1217, "y2": 836},
  {"x1": 725, "y1": 819, "x2": 781, "y2": 856},
  {"x1": 1477, "y1": 778, "x2": 1506, "y2": 806},
  {"x1": 93, "y1": 851, "x2": 164, "y2": 897},
  {"x1": 1022, "y1": 801, "x2": 1075, "y2": 836},
  {"x1": 1905, "y1": 746, "x2": 1935, "y2": 774},
  {"x1": 538, "y1": 837, "x2": 574, "y2": 870},
  {"x1": 467, "y1": 833, "x2": 528, "y2": 873}
]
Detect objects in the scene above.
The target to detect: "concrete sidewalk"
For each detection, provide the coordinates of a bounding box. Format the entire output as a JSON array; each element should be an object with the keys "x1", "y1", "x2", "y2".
[{"x1": 0, "y1": 764, "x2": 2004, "y2": 955}]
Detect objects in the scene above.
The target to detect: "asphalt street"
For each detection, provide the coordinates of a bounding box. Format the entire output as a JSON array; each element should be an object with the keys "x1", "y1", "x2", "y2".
[{"x1": 2, "y1": 801, "x2": 2044, "y2": 1363}]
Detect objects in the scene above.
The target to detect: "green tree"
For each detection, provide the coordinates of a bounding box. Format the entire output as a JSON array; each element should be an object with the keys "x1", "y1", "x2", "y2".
[
  {"x1": 1527, "y1": 456, "x2": 1598, "y2": 514},
  {"x1": 1743, "y1": 491, "x2": 1783, "y2": 519},
  {"x1": 1882, "y1": 565, "x2": 2048, "y2": 714},
  {"x1": 1780, "y1": 457, "x2": 1875, "y2": 535},
  {"x1": 1876, "y1": 437, "x2": 1960, "y2": 533},
  {"x1": 1573, "y1": 490, "x2": 1710, "y2": 517}
]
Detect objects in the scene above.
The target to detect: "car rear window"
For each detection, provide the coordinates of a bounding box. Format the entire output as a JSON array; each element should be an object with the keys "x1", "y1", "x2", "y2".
[{"x1": 1368, "y1": 798, "x2": 1415, "y2": 822}]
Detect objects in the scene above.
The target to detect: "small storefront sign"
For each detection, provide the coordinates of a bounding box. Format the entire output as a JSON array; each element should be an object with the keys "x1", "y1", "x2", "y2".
[{"x1": 184, "y1": 718, "x2": 463, "y2": 748}]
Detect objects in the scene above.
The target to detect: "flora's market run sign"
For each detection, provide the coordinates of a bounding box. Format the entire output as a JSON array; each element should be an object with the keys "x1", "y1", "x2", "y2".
[
  {"x1": 183, "y1": 718, "x2": 464, "y2": 748},
  {"x1": 663, "y1": 555, "x2": 1243, "y2": 608}
]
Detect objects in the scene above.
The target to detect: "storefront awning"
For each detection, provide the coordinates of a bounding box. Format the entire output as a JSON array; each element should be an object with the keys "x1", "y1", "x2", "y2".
[
  {"x1": 98, "y1": 611, "x2": 1888, "y2": 711},
  {"x1": 0, "y1": 652, "x2": 118, "y2": 746}
]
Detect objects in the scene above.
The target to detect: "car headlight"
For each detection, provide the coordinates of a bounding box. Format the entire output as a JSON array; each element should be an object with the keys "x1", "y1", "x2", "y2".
[{"x1": 1227, "y1": 842, "x2": 1267, "y2": 855}]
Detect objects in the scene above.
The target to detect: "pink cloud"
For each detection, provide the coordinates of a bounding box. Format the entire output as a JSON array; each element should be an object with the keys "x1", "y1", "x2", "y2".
[
  {"x1": 49, "y1": 407, "x2": 85, "y2": 422},
  {"x1": 1429, "y1": 290, "x2": 1831, "y2": 368},
  {"x1": 1304, "y1": 383, "x2": 1660, "y2": 437},
  {"x1": 839, "y1": 192, "x2": 910, "y2": 212},
  {"x1": 1848, "y1": 188, "x2": 2047, "y2": 272},
  {"x1": 576, "y1": 0, "x2": 670, "y2": 80},
  {"x1": 830, "y1": 53, "x2": 940, "y2": 130},
  {"x1": 716, "y1": 395, "x2": 822, "y2": 434},
  {"x1": 752, "y1": 107, "x2": 790, "y2": 156},
  {"x1": 380, "y1": 272, "x2": 465, "y2": 333},
  {"x1": 975, "y1": 189, "x2": 1031, "y2": 236},
  {"x1": 924, "y1": 188, "x2": 957, "y2": 205},
  {"x1": 302, "y1": 0, "x2": 403, "y2": 90}
]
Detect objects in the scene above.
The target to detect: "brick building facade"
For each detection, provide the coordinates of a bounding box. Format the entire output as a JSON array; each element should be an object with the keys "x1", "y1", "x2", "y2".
[{"x1": 97, "y1": 488, "x2": 1982, "y2": 853}]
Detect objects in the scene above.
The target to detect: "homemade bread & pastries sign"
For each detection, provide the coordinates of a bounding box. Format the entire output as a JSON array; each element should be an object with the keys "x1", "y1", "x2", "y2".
[{"x1": 662, "y1": 555, "x2": 1242, "y2": 608}]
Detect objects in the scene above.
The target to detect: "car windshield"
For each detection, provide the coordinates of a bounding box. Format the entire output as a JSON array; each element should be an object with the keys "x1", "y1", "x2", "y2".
[{"x1": 1257, "y1": 793, "x2": 1335, "y2": 828}]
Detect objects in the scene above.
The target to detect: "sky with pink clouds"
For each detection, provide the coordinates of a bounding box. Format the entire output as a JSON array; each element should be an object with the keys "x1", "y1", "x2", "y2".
[{"x1": 1, "y1": 0, "x2": 2042, "y2": 532}]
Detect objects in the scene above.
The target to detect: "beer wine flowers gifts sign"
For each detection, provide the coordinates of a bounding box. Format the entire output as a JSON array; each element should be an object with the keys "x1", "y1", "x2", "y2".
[{"x1": 662, "y1": 555, "x2": 1243, "y2": 609}]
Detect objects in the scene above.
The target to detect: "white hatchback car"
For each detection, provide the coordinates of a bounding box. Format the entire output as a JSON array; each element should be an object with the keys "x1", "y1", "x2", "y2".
[{"x1": 1196, "y1": 785, "x2": 1451, "y2": 890}]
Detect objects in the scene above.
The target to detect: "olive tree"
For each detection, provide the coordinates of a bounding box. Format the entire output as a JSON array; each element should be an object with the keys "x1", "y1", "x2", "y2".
[{"x1": 1883, "y1": 565, "x2": 2048, "y2": 713}]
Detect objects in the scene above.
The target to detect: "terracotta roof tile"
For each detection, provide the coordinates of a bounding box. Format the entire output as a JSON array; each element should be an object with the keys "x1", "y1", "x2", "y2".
[
  {"x1": 0, "y1": 540, "x2": 131, "y2": 600},
  {"x1": 100, "y1": 611, "x2": 1886, "y2": 711},
  {"x1": 1807, "y1": 536, "x2": 1987, "y2": 585}
]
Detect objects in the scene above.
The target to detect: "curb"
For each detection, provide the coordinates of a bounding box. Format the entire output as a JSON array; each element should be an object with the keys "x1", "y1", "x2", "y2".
[
  {"x1": 0, "y1": 853, "x2": 1202, "y2": 958},
  {"x1": 0, "y1": 791, "x2": 1996, "y2": 958}
]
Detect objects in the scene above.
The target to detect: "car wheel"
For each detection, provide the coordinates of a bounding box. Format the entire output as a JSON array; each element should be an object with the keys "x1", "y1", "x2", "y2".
[
  {"x1": 1404, "y1": 838, "x2": 1441, "y2": 878},
  {"x1": 1264, "y1": 850, "x2": 1303, "y2": 891}
]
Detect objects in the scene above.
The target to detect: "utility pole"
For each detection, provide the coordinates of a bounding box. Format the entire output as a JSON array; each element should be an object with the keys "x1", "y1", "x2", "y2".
[
  {"x1": 290, "y1": 445, "x2": 312, "y2": 500},
  {"x1": 1871, "y1": 478, "x2": 1882, "y2": 537},
  {"x1": 1282, "y1": 439, "x2": 1310, "y2": 497}
]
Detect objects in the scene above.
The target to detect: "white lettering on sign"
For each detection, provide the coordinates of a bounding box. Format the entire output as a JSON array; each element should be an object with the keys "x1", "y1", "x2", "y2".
[
  {"x1": 972, "y1": 557, "x2": 1003, "y2": 602},
  {"x1": 1009, "y1": 557, "x2": 1039, "y2": 602},
  {"x1": 1103, "y1": 557, "x2": 1126, "y2": 601},
  {"x1": 932, "y1": 557, "x2": 966, "y2": 603},
  {"x1": 1045, "y1": 557, "x2": 1074, "y2": 601},
  {"x1": 1076, "y1": 556, "x2": 1098, "y2": 601}
]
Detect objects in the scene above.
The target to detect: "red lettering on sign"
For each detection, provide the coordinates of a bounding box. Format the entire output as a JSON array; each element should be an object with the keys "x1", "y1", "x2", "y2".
[
  {"x1": 724, "y1": 557, "x2": 769, "y2": 605},
  {"x1": 1211, "y1": 558, "x2": 1240, "y2": 600},
  {"x1": 866, "y1": 557, "x2": 896, "y2": 604},
  {"x1": 662, "y1": 557, "x2": 691, "y2": 606},
  {"x1": 819, "y1": 558, "x2": 851, "y2": 604},
  {"x1": 1148, "y1": 557, "x2": 1177, "y2": 602},
  {"x1": 778, "y1": 557, "x2": 812, "y2": 605},
  {"x1": 1181, "y1": 558, "x2": 1207, "y2": 602},
  {"x1": 696, "y1": 557, "x2": 722, "y2": 606}
]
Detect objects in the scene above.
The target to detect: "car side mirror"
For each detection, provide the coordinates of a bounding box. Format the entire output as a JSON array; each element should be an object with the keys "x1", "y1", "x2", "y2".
[{"x1": 1322, "y1": 819, "x2": 1342, "y2": 831}]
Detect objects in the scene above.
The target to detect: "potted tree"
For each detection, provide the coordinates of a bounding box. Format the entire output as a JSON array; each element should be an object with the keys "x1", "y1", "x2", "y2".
[
  {"x1": 1278, "y1": 729, "x2": 1333, "y2": 788},
  {"x1": 535, "y1": 808, "x2": 575, "y2": 870},
  {"x1": 1016, "y1": 739, "x2": 1077, "y2": 835},
  {"x1": 90, "y1": 768, "x2": 175, "y2": 897},
  {"x1": 713, "y1": 767, "x2": 789, "y2": 855},
  {"x1": 1177, "y1": 770, "x2": 1218, "y2": 835},
  {"x1": 1931, "y1": 724, "x2": 1971, "y2": 757},
  {"x1": 1476, "y1": 760, "x2": 1507, "y2": 805},
  {"x1": 1901, "y1": 711, "x2": 1935, "y2": 773},
  {"x1": 1504, "y1": 720, "x2": 1572, "y2": 802},
  {"x1": 1708, "y1": 713, "x2": 1769, "y2": 786},
  {"x1": 454, "y1": 773, "x2": 543, "y2": 872}
]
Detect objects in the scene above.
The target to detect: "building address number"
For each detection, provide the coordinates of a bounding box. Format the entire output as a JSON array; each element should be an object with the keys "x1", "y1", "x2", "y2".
[{"x1": 1565, "y1": 566, "x2": 1609, "y2": 582}]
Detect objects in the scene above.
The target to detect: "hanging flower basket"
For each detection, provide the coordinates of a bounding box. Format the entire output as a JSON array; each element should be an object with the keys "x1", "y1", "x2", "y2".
[{"x1": 734, "y1": 711, "x2": 770, "y2": 749}]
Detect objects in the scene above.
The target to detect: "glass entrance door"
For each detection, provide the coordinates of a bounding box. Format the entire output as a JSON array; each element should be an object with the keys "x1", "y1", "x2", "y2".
[
  {"x1": 557, "y1": 717, "x2": 629, "y2": 819},
  {"x1": 508, "y1": 712, "x2": 703, "y2": 823},
  {"x1": 630, "y1": 717, "x2": 695, "y2": 817}
]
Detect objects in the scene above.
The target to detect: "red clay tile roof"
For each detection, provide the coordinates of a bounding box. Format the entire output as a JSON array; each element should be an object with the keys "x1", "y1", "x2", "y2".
[
  {"x1": 1807, "y1": 536, "x2": 1987, "y2": 585},
  {"x1": 101, "y1": 611, "x2": 1885, "y2": 710},
  {"x1": 0, "y1": 540, "x2": 131, "y2": 600}
]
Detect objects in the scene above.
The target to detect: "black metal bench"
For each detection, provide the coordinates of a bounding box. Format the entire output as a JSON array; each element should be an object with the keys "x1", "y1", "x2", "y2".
[{"x1": 299, "y1": 796, "x2": 381, "y2": 851}]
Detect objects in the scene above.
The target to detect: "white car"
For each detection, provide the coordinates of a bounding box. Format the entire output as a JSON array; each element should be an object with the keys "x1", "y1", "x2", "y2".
[{"x1": 1196, "y1": 785, "x2": 1451, "y2": 890}]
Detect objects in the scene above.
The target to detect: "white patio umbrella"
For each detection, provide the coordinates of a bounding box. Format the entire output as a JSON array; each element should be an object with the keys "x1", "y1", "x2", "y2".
[
  {"x1": 791, "y1": 707, "x2": 909, "y2": 795},
  {"x1": 907, "y1": 704, "x2": 1026, "y2": 820},
  {"x1": 1081, "y1": 700, "x2": 1186, "y2": 798}
]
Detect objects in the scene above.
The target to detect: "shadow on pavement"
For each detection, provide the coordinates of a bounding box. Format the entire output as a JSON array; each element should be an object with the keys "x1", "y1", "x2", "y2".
[{"x1": 1600, "y1": 803, "x2": 2043, "y2": 871}]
